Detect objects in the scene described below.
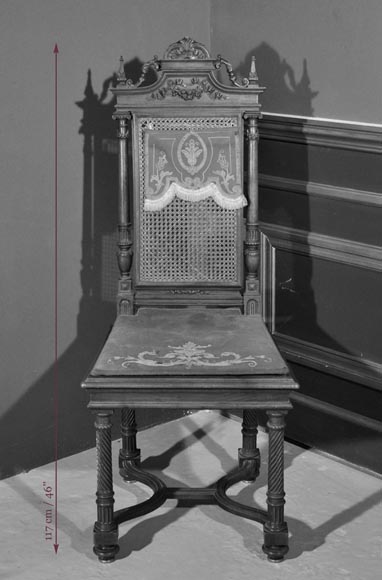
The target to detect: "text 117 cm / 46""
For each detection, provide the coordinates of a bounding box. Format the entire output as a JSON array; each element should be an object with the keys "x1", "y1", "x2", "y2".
[{"x1": 42, "y1": 482, "x2": 54, "y2": 541}]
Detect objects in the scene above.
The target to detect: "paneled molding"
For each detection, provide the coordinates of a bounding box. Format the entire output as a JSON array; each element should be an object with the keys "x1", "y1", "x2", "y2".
[
  {"x1": 260, "y1": 224, "x2": 382, "y2": 389},
  {"x1": 261, "y1": 222, "x2": 382, "y2": 272},
  {"x1": 260, "y1": 173, "x2": 382, "y2": 207},
  {"x1": 259, "y1": 113, "x2": 382, "y2": 153},
  {"x1": 275, "y1": 332, "x2": 382, "y2": 392},
  {"x1": 289, "y1": 392, "x2": 382, "y2": 434},
  {"x1": 260, "y1": 231, "x2": 276, "y2": 331}
]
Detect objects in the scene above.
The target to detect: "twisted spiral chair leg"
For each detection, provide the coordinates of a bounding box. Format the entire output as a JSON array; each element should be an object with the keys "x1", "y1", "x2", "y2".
[
  {"x1": 262, "y1": 410, "x2": 289, "y2": 562},
  {"x1": 93, "y1": 411, "x2": 119, "y2": 563}
]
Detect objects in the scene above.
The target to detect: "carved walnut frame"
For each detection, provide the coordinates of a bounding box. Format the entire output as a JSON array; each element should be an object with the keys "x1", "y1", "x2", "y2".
[{"x1": 112, "y1": 37, "x2": 264, "y2": 316}]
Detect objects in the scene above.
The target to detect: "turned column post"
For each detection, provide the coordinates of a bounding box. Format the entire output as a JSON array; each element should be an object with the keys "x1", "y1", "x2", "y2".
[
  {"x1": 243, "y1": 114, "x2": 261, "y2": 315},
  {"x1": 114, "y1": 113, "x2": 134, "y2": 315},
  {"x1": 114, "y1": 113, "x2": 140, "y2": 483}
]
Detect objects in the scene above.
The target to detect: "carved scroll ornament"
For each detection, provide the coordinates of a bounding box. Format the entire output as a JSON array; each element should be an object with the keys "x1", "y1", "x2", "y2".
[
  {"x1": 164, "y1": 37, "x2": 211, "y2": 60},
  {"x1": 151, "y1": 78, "x2": 227, "y2": 101}
]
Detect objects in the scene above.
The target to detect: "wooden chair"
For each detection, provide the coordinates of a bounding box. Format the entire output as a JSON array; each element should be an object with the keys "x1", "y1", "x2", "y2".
[{"x1": 82, "y1": 38, "x2": 299, "y2": 564}]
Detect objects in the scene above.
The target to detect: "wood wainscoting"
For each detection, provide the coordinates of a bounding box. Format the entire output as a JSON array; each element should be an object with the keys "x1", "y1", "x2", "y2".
[{"x1": 258, "y1": 113, "x2": 382, "y2": 473}]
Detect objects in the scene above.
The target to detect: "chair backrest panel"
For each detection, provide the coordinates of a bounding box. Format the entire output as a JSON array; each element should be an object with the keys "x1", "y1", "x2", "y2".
[
  {"x1": 134, "y1": 113, "x2": 244, "y2": 288},
  {"x1": 112, "y1": 38, "x2": 264, "y2": 312}
]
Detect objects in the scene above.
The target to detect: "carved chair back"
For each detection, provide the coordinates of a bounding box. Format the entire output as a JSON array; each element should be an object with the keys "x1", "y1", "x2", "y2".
[{"x1": 112, "y1": 39, "x2": 264, "y2": 313}]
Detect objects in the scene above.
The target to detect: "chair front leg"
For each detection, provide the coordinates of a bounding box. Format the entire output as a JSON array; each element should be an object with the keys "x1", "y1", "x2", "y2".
[
  {"x1": 238, "y1": 409, "x2": 260, "y2": 482},
  {"x1": 93, "y1": 411, "x2": 119, "y2": 563},
  {"x1": 262, "y1": 410, "x2": 289, "y2": 562},
  {"x1": 119, "y1": 408, "x2": 141, "y2": 482}
]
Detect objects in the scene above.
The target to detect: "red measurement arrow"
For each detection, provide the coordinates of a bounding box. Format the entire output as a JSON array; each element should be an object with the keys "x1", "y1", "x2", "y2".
[{"x1": 53, "y1": 42, "x2": 59, "y2": 555}]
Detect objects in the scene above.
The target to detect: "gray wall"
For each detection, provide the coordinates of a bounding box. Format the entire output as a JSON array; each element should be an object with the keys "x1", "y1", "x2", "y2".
[
  {"x1": 211, "y1": 0, "x2": 382, "y2": 122},
  {"x1": 0, "y1": 0, "x2": 210, "y2": 478}
]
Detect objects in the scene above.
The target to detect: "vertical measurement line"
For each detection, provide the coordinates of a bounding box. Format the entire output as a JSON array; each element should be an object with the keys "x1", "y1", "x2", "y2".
[
  {"x1": 53, "y1": 43, "x2": 59, "y2": 555},
  {"x1": 90, "y1": 135, "x2": 95, "y2": 271}
]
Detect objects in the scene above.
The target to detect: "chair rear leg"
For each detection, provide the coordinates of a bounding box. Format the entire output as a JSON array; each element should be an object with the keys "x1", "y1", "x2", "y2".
[
  {"x1": 119, "y1": 408, "x2": 141, "y2": 482},
  {"x1": 238, "y1": 409, "x2": 260, "y2": 482}
]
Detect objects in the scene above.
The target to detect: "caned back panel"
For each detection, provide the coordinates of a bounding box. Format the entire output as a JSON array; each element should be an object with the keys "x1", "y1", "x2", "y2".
[{"x1": 135, "y1": 115, "x2": 243, "y2": 286}]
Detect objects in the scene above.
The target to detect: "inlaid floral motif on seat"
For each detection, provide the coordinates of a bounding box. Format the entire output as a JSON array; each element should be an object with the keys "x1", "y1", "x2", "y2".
[{"x1": 107, "y1": 341, "x2": 272, "y2": 369}]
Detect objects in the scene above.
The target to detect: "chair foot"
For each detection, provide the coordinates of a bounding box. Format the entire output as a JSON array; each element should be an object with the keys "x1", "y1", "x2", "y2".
[
  {"x1": 262, "y1": 522, "x2": 289, "y2": 561},
  {"x1": 93, "y1": 542, "x2": 120, "y2": 563},
  {"x1": 262, "y1": 547, "x2": 288, "y2": 563}
]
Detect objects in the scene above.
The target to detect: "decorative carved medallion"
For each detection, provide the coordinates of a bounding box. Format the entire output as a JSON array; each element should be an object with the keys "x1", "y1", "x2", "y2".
[
  {"x1": 164, "y1": 38, "x2": 211, "y2": 60},
  {"x1": 108, "y1": 342, "x2": 272, "y2": 369}
]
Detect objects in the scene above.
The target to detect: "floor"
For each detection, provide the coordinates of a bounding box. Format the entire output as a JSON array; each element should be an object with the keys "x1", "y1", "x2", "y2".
[{"x1": 1, "y1": 411, "x2": 381, "y2": 580}]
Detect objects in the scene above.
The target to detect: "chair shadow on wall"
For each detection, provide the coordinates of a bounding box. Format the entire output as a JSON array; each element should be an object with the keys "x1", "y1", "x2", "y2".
[
  {"x1": 239, "y1": 41, "x2": 318, "y2": 116},
  {"x1": 0, "y1": 58, "x2": 180, "y2": 480}
]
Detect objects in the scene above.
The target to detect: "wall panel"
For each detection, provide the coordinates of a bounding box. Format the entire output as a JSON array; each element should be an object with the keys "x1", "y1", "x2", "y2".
[{"x1": 259, "y1": 114, "x2": 382, "y2": 473}]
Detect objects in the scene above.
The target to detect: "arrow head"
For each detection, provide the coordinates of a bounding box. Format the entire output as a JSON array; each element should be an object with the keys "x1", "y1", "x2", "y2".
[
  {"x1": 54, "y1": 44, "x2": 59, "y2": 54},
  {"x1": 54, "y1": 544, "x2": 59, "y2": 554}
]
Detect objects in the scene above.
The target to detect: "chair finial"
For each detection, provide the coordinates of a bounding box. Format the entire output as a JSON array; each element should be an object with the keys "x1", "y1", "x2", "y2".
[
  {"x1": 117, "y1": 56, "x2": 126, "y2": 83},
  {"x1": 248, "y1": 56, "x2": 259, "y2": 86}
]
